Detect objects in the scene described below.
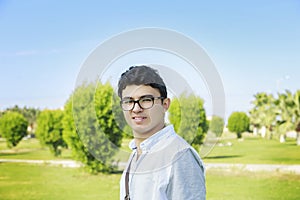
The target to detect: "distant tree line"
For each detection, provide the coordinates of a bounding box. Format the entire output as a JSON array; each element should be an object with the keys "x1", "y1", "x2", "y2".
[
  {"x1": 249, "y1": 90, "x2": 300, "y2": 144},
  {"x1": 2, "y1": 82, "x2": 298, "y2": 173},
  {"x1": 226, "y1": 90, "x2": 300, "y2": 145}
]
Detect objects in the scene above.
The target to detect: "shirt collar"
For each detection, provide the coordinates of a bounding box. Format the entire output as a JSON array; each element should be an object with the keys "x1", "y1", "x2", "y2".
[{"x1": 129, "y1": 125, "x2": 175, "y2": 152}]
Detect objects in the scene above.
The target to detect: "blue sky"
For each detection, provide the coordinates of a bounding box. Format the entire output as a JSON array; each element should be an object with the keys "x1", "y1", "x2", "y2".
[{"x1": 0, "y1": 0, "x2": 299, "y2": 119}]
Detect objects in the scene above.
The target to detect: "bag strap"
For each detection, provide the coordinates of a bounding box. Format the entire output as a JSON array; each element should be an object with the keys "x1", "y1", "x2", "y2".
[{"x1": 125, "y1": 153, "x2": 135, "y2": 200}]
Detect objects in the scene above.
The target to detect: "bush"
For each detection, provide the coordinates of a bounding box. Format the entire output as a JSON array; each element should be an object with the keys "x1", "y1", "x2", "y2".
[
  {"x1": 35, "y1": 109, "x2": 66, "y2": 156},
  {"x1": 228, "y1": 112, "x2": 250, "y2": 138},
  {"x1": 0, "y1": 111, "x2": 28, "y2": 148},
  {"x1": 168, "y1": 94, "x2": 208, "y2": 151},
  {"x1": 209, "y1": 116, "x2": 224, "y2": 136},
  {"x1": 63, "y1": 82, "x2": 123, "y2": 173}
]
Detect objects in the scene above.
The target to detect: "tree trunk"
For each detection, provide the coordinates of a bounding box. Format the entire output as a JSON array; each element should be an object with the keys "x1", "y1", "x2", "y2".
[
  {"x1": 260, "y1": 126, "x2": 266, "y2": 138},
  {"x1": 237, "y1": 132, "x2": 242, "y2": 139},
  {"x1": 297, "y1": 132, "x2": 300, "y2": 146},
  {"x1": 280, "y1": 134, "x2": 285, "y2": 143},
  {"x1": 253, "y1": 127, "x2": 258, "y2": 136}
]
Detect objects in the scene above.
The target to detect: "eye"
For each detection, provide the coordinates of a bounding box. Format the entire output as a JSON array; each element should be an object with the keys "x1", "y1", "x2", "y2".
[
  {"x1": 122, "y1": 99, "x2": 133, "y2": 104},
  {"x1": 140, "y1": 97, "x2": 153, "y2": 103}
]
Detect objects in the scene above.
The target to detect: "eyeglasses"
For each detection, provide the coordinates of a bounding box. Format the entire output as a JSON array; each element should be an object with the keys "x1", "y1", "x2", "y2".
[{"x1": 120, "y1": 96, "x2": 165, "y2": 111}]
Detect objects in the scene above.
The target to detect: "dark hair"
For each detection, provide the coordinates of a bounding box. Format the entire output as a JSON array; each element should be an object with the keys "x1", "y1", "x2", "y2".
[{"x1": 118, "y1": 65, "x2": 167, "y2": 98}]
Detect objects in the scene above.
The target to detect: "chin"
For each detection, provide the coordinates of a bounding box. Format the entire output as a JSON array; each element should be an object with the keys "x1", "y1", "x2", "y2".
[{"x1": 133, "y1": 127, "x2": 151, "y2": 136}]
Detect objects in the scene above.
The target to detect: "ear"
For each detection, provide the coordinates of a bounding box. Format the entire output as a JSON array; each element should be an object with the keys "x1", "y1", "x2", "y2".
[{"x1": 163, "y1": 98, "x2": 171, "y2": 112}]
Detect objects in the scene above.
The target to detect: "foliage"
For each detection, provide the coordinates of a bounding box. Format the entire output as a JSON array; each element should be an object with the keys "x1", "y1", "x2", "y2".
[
  {"x1": 2, "y1": 105, "x2": 40, "y2": 133},
  {"x1": 249, "y1": 90, "x2": 300, "y2": 143},
  {"x1": 94, "y1": 82, "x2": 124, "y2": 146},
  {"x1": 295, "y1": 90, "x2": 300, "y2": 144},
  {"x1": 249, "y1": 93, "x2": 276, "y2": 138},
  {"x1": 274, "y1": 90, "x2": 295, "y2": 138},
  {"x1": 63, "y1": 82, "x2": 123, "y2": 173},
  {"x1": 209, "y1": 116, "x2": 224, "y2": 135},
  {"x1": 35, "y1": 109, "x2": 66, "y2": 156},
  {"x1": 228, "y1": 111, "x2": 250, "y2": 138},
  {"x1": 0, "y1": 111, "x2": 28, "y2": 148},
  {"x1": 168, "y1": 93, "x2": 208, "y2": 151},
  {"x1": 294, "y1": 90, "x2": 300, "y2": 122}
]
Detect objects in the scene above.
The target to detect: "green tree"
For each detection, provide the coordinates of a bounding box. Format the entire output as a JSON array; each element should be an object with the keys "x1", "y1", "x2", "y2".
[
  {"x1": 35, "y1": 109, "x2": 66, "y2": 156},
  {"x1": 209, "y1": 116, "x2": 224, "y2": 136},
  {"x1": 0, "y1": 111, "x2": 28, "y2": 148},
  {"x1": 20, "y1": 106, "x2": 40, "y2": 134},
  {"x1": 296, "y1": 121, "x2": 300, "y2": 146},
  {"x1": 249, "y1": 93, "x2": 276, "y2": 138},
  {"x1": 275, "y1": 90, "x2": 296, "y2": 142},
  {"x1": 294, "y1": 90, "x2": 300, "y2": 145},
  {"x1": 94, "y1": 82, "x2": 124, "y2": 146},
  {"x1": 63, "y1": 82, "x2": 123, "y2": 173},
  {"x1": 168, "y1": 94, "x2": 208, "y2": 151},
  {"x1": 2, "y1": 105, "x2": 40, "y2": 135},
  {"x1": 249, "y1": 90, "x2": 300, "y2": 144},
  {"x1": 228, "y1": 111, "x2": 250, "y2": 139}
]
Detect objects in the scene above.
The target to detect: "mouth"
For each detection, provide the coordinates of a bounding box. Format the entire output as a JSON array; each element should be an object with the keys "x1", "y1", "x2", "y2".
[{"x1": 132, "y1": 116, "x2": 147, "y2": 123}]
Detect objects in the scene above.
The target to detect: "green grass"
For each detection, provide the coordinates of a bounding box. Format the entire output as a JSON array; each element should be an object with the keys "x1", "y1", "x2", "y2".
[
  {"x1": 0, "y1": 138, "x2": 132, "y2": 162},
  {"x1": 0, "y1": 139, "x2": 72, "y2": 160},
  {"x1": 204, "y1": 136, "x2": 300, "y2": 164},
  {"x1": 0, "y1": 163, "x2": 299, "y2": 200},
  {"x1": 2, "y1": 135, "x2": 300, "y2": 165},
  {"x1": 0, "y1": 163, "x2": 120, "y2": 200},
  {"x1": 1, "y1": 135, "x2": 300, "y2": 199},
  {"x1": 206, "y1": 169, "x2": 300, "y2": 200}
]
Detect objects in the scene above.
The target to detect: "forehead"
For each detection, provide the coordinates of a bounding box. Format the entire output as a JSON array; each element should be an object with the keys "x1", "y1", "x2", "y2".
[{"x1": 122, "y1": 85, "x2": 160, "y2": 98}]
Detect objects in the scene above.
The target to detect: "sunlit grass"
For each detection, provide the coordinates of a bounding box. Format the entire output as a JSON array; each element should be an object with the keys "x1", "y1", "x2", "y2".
[
  {"x1": 1, "y1": 135, "x2": 300, "y2": 199},
  {"x1": 204, "y1": 135, "x2": 300, "y2": 164},
  {"x1": 0, "y1": 138, "x2": 72, "y2": 160},
  {"x1": 1, "y1": 134, "x2": 300, "y2": 165},
  {"x1": 0, "y1": 163, "x2": 120, "y2": 200},
  {"x1": 206, "y1": 169, "x2": 300, "y2": 200},
  {"x1": 0, "y1": 163, "x2": 299, "y2": 200}
]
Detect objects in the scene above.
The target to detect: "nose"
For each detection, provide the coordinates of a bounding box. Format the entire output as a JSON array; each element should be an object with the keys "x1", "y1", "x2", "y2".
[{"x1": 132, "y1": 101, "x2": 143, "y2": 112}]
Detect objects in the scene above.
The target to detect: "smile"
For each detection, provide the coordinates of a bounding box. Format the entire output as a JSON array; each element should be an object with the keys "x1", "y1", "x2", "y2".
[{"x1": 132, "y1": 116, "x2": 147, "y2": 122}]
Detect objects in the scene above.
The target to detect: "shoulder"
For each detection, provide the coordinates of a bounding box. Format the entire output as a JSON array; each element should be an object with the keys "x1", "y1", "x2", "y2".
[
  {"x1": 172, "y1": 147, "x2": 204, "y2": 169},
  {"x1": 166, "y1": 146, "x2": 206, "y2": 199}
]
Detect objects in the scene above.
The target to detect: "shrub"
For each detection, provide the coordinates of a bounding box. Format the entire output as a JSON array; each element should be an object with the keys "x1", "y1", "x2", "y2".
[{"x1": 0, "y1": 111, "x2": 28, "y2": 148}]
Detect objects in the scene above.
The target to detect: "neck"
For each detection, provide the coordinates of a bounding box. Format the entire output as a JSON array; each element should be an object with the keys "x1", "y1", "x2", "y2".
[{"x1": 134, "y1": 137, "x2": 145, "y2": 156}]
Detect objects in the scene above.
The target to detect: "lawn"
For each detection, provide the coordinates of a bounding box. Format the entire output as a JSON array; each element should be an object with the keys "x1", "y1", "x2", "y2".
[
  {"x1": 204, "y1": 136, "x2": 300, "y2": 164},
  {"x1": 0, "y1": 163, "x2": 120, "y2": 200},
  {"x1": 2, "y1": 135, "x2": 300, "y2": 164},
  {"x1": 0, "y1": 163, "x2": 299, "y2": 200},
  {"x1": 0, "y1": 138, "x2": 72, "y2": 160},
  {"x1": 206, "y1": 169, "x2": 300, "y2": 200},
  {"x1": 1, "y1": 135, "x2": 300, "y2": 199}
]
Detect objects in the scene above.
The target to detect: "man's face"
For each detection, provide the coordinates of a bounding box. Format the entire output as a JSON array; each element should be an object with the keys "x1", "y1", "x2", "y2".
[{"x1": 121, "y1": 85, "x2": 170, "y2": 139}]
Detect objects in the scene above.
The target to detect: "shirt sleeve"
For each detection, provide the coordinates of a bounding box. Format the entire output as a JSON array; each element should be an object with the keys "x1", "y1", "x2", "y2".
[{"x1": 166, "y1": 148, "x2": 206, "y2": 200}]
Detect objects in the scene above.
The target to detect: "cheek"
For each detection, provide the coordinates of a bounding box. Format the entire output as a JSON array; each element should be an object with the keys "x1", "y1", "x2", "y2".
[
  {"x1": 123, "y1": 112, "x2": 131, "y2": 123},
  {"x1": 149, "y1": 106, "x2": 165, "y2": 121}
]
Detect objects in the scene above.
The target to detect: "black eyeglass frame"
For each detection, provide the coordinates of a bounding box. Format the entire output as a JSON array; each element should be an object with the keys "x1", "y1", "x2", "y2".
[{"x1": 120, "y1": 96, "x2": 165, "y2": 111}]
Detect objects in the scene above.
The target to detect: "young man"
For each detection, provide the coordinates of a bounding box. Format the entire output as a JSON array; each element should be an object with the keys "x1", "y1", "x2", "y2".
[{"x1": 118, "y1": 65, "x2": 206, "y2": 200}]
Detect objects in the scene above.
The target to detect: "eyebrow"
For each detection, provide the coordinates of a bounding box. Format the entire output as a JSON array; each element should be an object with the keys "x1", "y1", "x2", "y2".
[{"x1": 122, "y1": 94, "x2": 155, "y2": 100}]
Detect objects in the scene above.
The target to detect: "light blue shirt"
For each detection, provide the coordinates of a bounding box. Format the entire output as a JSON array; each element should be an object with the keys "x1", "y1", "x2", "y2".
[{"x1": 120, "y1": 125, "x2": 206, "y2": 200}]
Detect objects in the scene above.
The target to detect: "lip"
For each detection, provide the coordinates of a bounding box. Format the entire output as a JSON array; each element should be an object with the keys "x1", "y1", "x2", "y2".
[{"x1": 132, "y1": 116, "x2": 147, "y2": 123}]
